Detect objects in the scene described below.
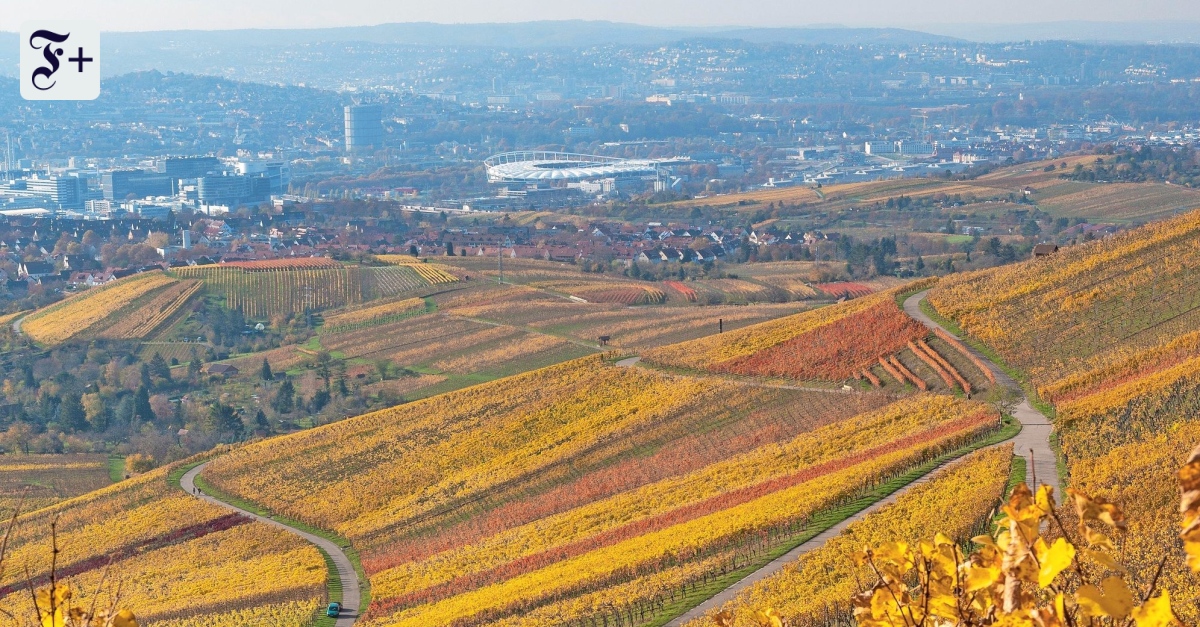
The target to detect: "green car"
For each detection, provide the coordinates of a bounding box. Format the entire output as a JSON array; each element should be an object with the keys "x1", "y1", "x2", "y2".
[{"x1": 326, "y1": 602, "x2": 341, "y2": 618}]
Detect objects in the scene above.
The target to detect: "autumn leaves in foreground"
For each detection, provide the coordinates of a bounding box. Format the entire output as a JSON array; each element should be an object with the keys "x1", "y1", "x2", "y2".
[{"x1": 732, "y1": 448, "x2": 1200, "y2": 627}]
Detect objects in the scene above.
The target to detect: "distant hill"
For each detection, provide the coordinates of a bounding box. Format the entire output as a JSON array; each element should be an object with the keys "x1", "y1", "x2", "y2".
[
  {"x1": 921, "y1": 20, "x2": 1200, "y2": 44},
  {"x1": 0, "y1": 21, "x2": 955, "y2": 78}
]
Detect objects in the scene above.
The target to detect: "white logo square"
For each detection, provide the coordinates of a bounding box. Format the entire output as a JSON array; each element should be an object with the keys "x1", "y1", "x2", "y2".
[{"x1": 20, "y1": 21, "x2": 100, "y2": 101}]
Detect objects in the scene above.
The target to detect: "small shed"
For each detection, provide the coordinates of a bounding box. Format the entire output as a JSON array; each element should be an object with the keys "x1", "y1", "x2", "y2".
[{"x1": 1032, "y1": 244, "x2": 1059, "y2": 258}]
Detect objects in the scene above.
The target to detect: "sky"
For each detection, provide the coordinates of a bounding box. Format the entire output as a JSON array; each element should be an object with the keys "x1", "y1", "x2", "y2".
[{"x1": 1, "y1": 0, "x2": 1199, "y2": 32}]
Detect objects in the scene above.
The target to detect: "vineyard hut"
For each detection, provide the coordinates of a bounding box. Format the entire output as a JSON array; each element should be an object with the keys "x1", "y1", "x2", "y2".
[
  {"x1": 1032, "y1": 244, "x2": 1059, "y2": 258},
  {"x1": 205, "y1": 364, "x2": 240, "y2": 376}
]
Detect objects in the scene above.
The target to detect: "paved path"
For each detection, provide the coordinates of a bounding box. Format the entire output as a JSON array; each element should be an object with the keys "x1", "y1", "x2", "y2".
[
  {"x1": 181, "y1": 463, "x2": 361, "y2": 626},
  {"x1": 665, "y1": 290, "x2": 1058, "y2": 626},
  {"x1": 903, "y1": 290, "x2": 1058, "y2": 491}
]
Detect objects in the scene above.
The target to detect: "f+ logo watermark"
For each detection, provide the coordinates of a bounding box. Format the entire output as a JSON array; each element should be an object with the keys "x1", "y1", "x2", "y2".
[{"x1": 20, "y1": 21, "x2": 100, "y2": 100}]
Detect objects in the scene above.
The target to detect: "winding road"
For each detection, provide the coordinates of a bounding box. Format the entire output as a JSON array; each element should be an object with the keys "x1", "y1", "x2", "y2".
[
  {"x1": 664, "y1": 290, "x2": 1058, "y2": 626},
  {"x1": 180, "y1": 463, "x2": 362, "y2": 627}
]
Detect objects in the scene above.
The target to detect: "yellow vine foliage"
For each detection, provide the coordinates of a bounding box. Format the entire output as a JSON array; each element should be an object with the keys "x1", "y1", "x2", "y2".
[
  {"x1": 367, "y1": 395, "x2": 991, "y2": 604},
  {"x1": 686, "y1": 445, "x2": 1012, "y2": 627},
  {"x1": 0, "y1": 461, "x2": 325, "y2": 625},
  {"x1": 22, "y1": 272, "x2": 176, "y2": 344}
]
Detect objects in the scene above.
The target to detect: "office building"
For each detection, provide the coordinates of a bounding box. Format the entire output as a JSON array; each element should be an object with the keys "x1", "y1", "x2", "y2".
[
  {"x1": 102, "y1": 169, "x2": 172, "y2": 200},
  {"x1": 197, "y1": 174, "x2": 271, "y2": 206},
  {"x1": 25, "y1": 176, "x2": 85, "y2": 209},
  {"x1": 344, "y1": 104, "x2": 385, "y2": 154},
  {"x1": 234, "y1": 159, "x2": 291, "y2": 194},
  {"x1": 158, "y1": 156, "x2": 220, "y2": 180}
]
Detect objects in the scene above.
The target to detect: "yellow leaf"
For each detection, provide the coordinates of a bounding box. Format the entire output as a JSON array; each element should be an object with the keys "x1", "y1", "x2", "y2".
[
  {"x1": 964, "y1": 565, "x2": 1001, "y2": 593},
  {"x1": 1081, "y1": 548, "x2": 1126, "y2": 573},
  {"x1": 713, "y1": 610, "x2": 734, "y2": 627},
  {"x1": 973, "y1": 534, "x2": 998, "y2": 548},
  {"x1": 1132, "y1": 591, "x2": 1177, "y2": 627},
  {"x1": 754, "y1": 608, "x2": 783, "y2": 627},
  {"x1": 1036, "y1": 484, "x2": 1056, "y2": 513},
  {"x1": 1036, "y1": 537, "x2": 1075, "y2": 588},
  {"x1": 1077, "y1": 576, "x2": 1135, "y2": 619},
  {"x1": 1081, "y1": 526, "x2": 1115, "y2": 551}
]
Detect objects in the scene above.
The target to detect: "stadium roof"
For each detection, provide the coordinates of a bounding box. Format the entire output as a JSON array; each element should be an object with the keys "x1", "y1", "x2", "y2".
[{"x1": 484, "y1": 151, "x2": 683, "y2": 183}]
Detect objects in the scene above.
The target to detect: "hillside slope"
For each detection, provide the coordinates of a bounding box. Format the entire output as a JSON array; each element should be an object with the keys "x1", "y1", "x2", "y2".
[{"x1": 928, "y1": 208, "x2": 1200, "y2": 618}]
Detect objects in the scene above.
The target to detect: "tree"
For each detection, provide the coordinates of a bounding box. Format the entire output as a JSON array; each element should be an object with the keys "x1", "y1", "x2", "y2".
[
  {"x1": 82, "y1": 393, "x2": 107, "y2": 431},
  {"x1": 272, "y1": 380, "x2": 295, "y2": 414},
  {"x1": 148, "y1": 352, "x2": 171, "y2": 382},
  {"x1": 253, "y1": 409, "x2": 271, "y2": 435},
  {"x1": 188, "y1": 355, "x2": 202, "y2": 378},
  {"x1": 260, "y1": 358, "x2": 273, "y2": 381},
  {"x1": 208, "y1": 402, "x2": 243, "y2": 440},
  {"x1": 139, "y1": 363, "x2": 153, "y2": 389},
  {"x1": 133, "y1": 386, "x2": 156, "y2": 423},
  {"x1": 60, "y1": 393, "x2": 87, "y2": 432}
]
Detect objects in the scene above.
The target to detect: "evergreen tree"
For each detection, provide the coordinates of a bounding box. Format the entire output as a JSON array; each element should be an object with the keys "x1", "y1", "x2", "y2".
[
  {"x1": 61, "y1": 393, "x2": 87, "y2": 432},
  {"x1": 188, "y1": 355, "x2": 202, "y2": 378},
  {"x1": 209, "y1": 402, "x2": 243, "y2": 440},
  {"x1": 261, "y1": 358, "x2": 273, "y2": 381},
  {"x1": 254, "y1": 409, "x2": 270, "y2": 434},
  {"x1": 149, "y1": 352, "x2": 172, "y2": 381},
  {"x1": 133, "y1": 386, "x2": 155, "y2": 423},
  {"x1": 140, "y1": 363, "x2": 153, "y2": 389},
  {"x1": 272, "y1": 380, "x2": 295, "y2": 414}
]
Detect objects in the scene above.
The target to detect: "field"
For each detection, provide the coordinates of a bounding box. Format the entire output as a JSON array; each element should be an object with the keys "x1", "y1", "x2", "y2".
[
  {"x1": 200, "y1": 352, "x2": 1001, "y2": 627},
  {"x1": 0, "y1": 460, "x2": 326, "y2": 625},
  {"x1": 173, "y1": 262, "x2": 449, "y2": 318},
  {"x1": 927, "y1": 206, "x2": 1200, "y2": 621},
  {"x1": 0, "y1": 454, "x2": 113, "y2": 516},
  {"x1": 21, "y1": 272, "x2": 200, "y2": 345}
]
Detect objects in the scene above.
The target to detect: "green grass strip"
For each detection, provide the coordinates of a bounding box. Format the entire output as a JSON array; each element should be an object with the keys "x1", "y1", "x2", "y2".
[{"x1": 107, "y1": 455, "x2": 125, "y2": 483}]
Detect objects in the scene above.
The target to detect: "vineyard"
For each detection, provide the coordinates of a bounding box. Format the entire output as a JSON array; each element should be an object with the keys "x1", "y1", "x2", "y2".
[
  {"x1": 99, "y1": 279, "x2": 202, "y2": 340},
  {"x1": 321, "y1": 296, "x2": 429, "y2": 332},
  {"x1": 684, "y1": 445, "x2": 1013, "y2": 626},
  {"x1": 375, "y1": 255, "x2": 461, "y2": 284},
  {"x1": 813, "y1": 282, "x2": 874, "y2": 299},
  {"x1": 199, "y1": 352, "x2": 1001, "y2": 627},
  {"x1": 925, "y1": 206, "x2": 1200, "y2": 623},
  {"x1": 0, "y1": 454, "x2": 113, "y2": 516},
  {"x1": 0, "y1": 459, "x2": 325, "y2": 625},
  {"x1": 928, "y1": 210, "x2": 1200, "y2": 389},
  {"x1": 644, "y1": 282, "x2": 935, "y2": 380},
  {"x1": 533, "y1": 281, "x2": 668, "y2": 305},
  {"x1": 21, "y1": 272, "x2": 197, "y2": 345},
  {"x1": 441, "y1": 284, "x2": 806, "y2": 350},
  {"x1": 174, "y1": 263, "x2": 446, "y2": 318}
]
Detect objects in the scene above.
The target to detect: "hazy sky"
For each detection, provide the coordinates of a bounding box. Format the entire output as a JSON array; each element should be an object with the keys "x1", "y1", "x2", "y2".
[{"x1": 2, "y1": 0, "x2": 1199, "y2": 32}]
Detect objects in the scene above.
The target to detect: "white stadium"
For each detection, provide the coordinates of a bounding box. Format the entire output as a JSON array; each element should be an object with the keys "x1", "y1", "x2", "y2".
[{"x1": 484, "y1": 151, "x2": 684, "y2": 184}]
